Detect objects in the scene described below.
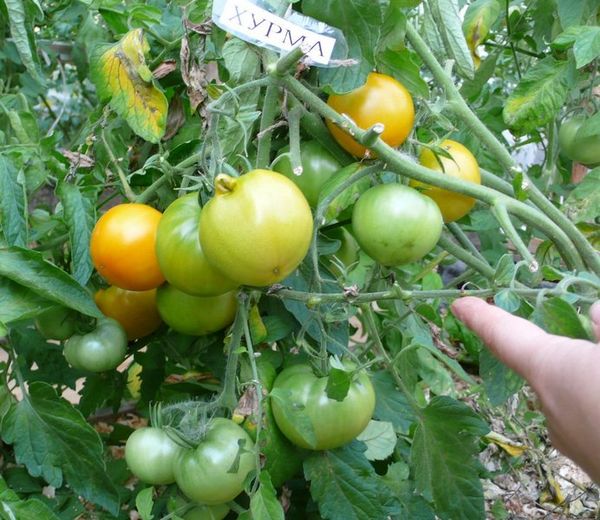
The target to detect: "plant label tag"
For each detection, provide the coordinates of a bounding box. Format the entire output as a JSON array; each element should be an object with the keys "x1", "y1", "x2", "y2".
[{"x1": 215, "y1": 0, "x2": 337, "y2": 66}]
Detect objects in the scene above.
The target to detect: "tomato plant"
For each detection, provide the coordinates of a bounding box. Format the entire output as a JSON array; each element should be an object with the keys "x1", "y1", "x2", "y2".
[
  {"x1": 412, "y1": 139, "x2": 481, "y2": 222},
  {"x1": 156, "y1": 193, "x2": 238, "y2": 296},
  {"x1": 156, "y1": 284, "x2": 237, "y2": 336},
  {"x1": 271, "y1": 364, "x2": 375, "y2": 450},
  {"x1": 90, "y1": 203, "x2": 165, "y2": 291},
  {"x1": 326, "y1": 72, "x2": 415, "y2": 157},
  {"x1": 95, "y1": 286, "x2": 162, "y2": 340},
  {"x1": 173, "y1": 418, "x2": 255, "y2": 505},
  {"x1": 352, "y1": 183, "x2": 444, "y2": 266},
  {"x1": 199, "y1": 170, "x2": 313, "y2": 286},
  {"x1": 272, "y1": 140, "x2": 342, "y2": 207},
  {"x1": 125, "y1": 427, "x2": 183, "y2": 485},
  {"x1": 34, "y1": 306, "x2": 77, "y2": 340},
  {"x1": 1, "y1": 1, "x2": 599, "y2": 519},
  {"x1": 558, "y1": 116, "x2": 600, "y2": 167},
  {"x1": 63, "y1": 318, "x2": 127, "y2": 372}
]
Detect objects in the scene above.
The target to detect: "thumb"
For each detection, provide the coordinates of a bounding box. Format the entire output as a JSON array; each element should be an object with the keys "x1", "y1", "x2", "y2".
[
  {"x1": 451, "y1": 297, "x2": 550, "y2": 382},
  {"x1": 590, "y1": 301, "x2": 600, "y2": 342}
]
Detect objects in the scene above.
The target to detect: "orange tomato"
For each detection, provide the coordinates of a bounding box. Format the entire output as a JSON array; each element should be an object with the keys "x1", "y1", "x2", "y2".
[{"x1": 90, "y1": 203, "x2": 165, "y2": 291}]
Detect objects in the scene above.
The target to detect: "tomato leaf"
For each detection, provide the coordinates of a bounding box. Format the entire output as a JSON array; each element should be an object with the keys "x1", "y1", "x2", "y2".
[
  {"x1": 503, "y1": 57, "x2": 571, "y2": 133},
  {"x1": 552, "y1": 25, "x2": 600, "y2": 69},
  {"x1": 532, "y1": 297, "x2": 590, "y2": 340},
  {"x1": 302, "y1": 0, "x2": 389, "y2": 93},
  {"x1": 90, "y1": 29, "x2": 168, "y2": 143},
  {"x1": 411, "y1": 396, "x2": 489, "y2": 520},
  {"x1": 1, "y1": 382, "x2": 120, "y2": 515},
  {"x1": 382, "y1": 462, "x2": 435, "y2": 519},
  {"x1": 556, "y1": 0, "x2": 588, "y2": 29},
  {"x1": 250, "y1": 472, "x2": 285, "y2": 520},
  {"x1": 0, "y1": 247, "x2": 102, "y2": 318},
  {"x1": 479, "y1": 347, "x2": 523, "y2": 406},
  {"x1": 429, "y1": 0, "x2": 475, "y2": 79},
  {"x1": 463, "y1": 0, "x2": 501, "y2": 51},
  {"x1": 304, "y1": 441, "x2": 397, "y2": 520},
  {"x1": 135, "y1": 487, "x2": 155, "y2": 520},
  {"x1": 0, "y1": 476, "x2": 60, "y2": 520},
  {"x1": 563, "y1": 169, "x2": 600, "y2": 224},
  {"x1": 0, "y1": 278, "x2": 54, "y2": 324},
  {"x1": 0, "y1": 155, "x2": 28, "y2": 248},
  {"x1": 5, "y1": 0, "x2": 44, "y2": 84},
  {"x1": 57, "y1": 183, "x2": 94, "y2": 286},
  {"x1": 377, "y1": 48, "x2": 430, "y2": 99},
  {"x1": 325, "y1": 359, "x2": 352, "y2": 401},
  {"x1": 356, "y1": 420, "x2": 396, "y2": 461},
  {"x1": 371, "y1": 371, "x2": 416, "y2": 435}
]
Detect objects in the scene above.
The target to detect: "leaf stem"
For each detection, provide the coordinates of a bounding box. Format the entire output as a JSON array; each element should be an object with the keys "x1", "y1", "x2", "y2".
[
  {"x1": 255, "y1": 85, "x2": 280, "y2": 169},
  {"x1": 492, "y1": 203, "x2": 538, "y2": 271},
  {"x1": 101, "y1": 131, "x2": 136, "y2": 202}
]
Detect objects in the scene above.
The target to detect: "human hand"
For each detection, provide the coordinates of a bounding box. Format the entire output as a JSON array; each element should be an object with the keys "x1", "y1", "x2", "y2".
[{"x1": 451, "y1": 297, "x2": 600, "y2": 483}]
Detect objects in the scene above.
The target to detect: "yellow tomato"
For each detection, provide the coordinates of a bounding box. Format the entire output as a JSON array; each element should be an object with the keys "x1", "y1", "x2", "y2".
[{"x1": 412, "y1": 140, "x2": 481, "y2": 223}]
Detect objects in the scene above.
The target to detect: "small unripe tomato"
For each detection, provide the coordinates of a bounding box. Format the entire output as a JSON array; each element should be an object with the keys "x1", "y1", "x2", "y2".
[
  {"x1": 90, "y1": 203, "x2": 165, "y2": 291},
  {"x1": 326, "y1": 72, "x2": 415, "y2": 158},
  {"x1": 412, "y1": 139, "x2": 481, "y2": 223}
]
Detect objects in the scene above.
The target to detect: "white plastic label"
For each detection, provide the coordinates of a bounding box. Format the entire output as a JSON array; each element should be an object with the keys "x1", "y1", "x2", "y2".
[{"x1": 218, "y1": 0, "x2": 337, "y2": 65}]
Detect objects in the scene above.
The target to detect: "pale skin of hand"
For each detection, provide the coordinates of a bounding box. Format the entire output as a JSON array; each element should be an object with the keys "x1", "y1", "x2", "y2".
[{"x1": 451, "y1": 297, "x2": 600, "y2": 483}]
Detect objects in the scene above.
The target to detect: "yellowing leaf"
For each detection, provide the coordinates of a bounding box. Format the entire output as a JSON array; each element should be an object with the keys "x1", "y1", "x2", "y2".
[
  {"x1": 91, "y1": 29, "x2": 167, "y2": 143},
  {"x1": 485, "y1": 431, "x2": 527, "y2": 457}
]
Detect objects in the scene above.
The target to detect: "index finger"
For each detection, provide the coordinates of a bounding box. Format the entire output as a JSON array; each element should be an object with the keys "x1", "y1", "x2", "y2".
[{"x1": 451, "y1": 297, "x2": 550, "y2": 382}]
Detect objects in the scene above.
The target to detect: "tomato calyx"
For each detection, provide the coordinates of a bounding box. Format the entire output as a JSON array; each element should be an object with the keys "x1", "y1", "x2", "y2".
[{"x1": 214, "y1": 173, "x2": 238, "y2": 195}]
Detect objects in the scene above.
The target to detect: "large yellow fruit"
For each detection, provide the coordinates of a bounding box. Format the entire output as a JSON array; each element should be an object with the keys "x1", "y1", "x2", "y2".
[{"x1": 199, "y1": 170, "x2": 313, "y2": 287}]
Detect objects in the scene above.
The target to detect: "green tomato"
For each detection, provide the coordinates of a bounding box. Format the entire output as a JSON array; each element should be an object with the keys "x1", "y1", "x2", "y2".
[
  {"x1": 63, "y1": 318, "x2": 127, "y2": 372},
  {"x1": 169, "y1": 496, "x2": 230, "y2": 520},
  {"x1": 352, "y1": 183, "x2": 443, "y2": 266},
  {"x1": 125, "y1": 427, "x2": 183, "y2": 485},
  {"x1": 271, "y1": 364, "x2": 376, "y2": 450},
  {"x1": 173, "y1": 418, "x2": 255, "y2": 505},
  {"x1": 156, "y1": 194, "x2": 238, "y2": 296},
  {"x1": 558, "y1": 116, "x2": 600, "y2": 167},
  {"x1": 272, "y1": 141, "x2": 342, "y2": 207},
  {"x1": 156, "y1": 284, "x2": 237, "y2": 336},
  {"x1": 35, "y1": 306, "x2": 77, "y2": 340}
]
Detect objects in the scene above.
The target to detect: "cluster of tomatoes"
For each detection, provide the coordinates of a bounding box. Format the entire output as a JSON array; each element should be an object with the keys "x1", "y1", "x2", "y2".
[{"x1": 39, "y1": 71, "x2": 487, "y2": 510}]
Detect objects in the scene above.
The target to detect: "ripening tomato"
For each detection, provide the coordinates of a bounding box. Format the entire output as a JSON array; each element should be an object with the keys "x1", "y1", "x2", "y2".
[
  {"x1": 125, "y1": 427, "x2": 183, "y2": 485},
  {"x1": 352, "y1": 183, "x2": 443, "y2": 266},
  {"x1": 272, "y1": 141, "x2": 342, "y2": 207},
  {"x1": 95, "y1": 286, "x2": 162, "y2": 340},
  {"x1": 63, "y1": 318, "x2": 127, "y2": 372},
  {"x1": 90, "y1": 203, "x2": 165, "y2": 291},
  {"x1": 199, "y1": 170, "x2": 313, "y2": 287},
  {"x1": 156, "y1": 194, "x2": 238, "y2": 296},
  {"x1": 173, "y1": 418, "x2": 255, "y2": 505},
  {"x1": 412, "y1": 139, "x2": 481, "y2": 222},
  {"x1": 156, "y1": 284, "x2": 237, "y2": 336},
  {"x1": 271, "y1": 364, "x2": 376, "y2": 450},
  {"x1": 326, "y1": 72, "x2": 415, "y2": 158}
]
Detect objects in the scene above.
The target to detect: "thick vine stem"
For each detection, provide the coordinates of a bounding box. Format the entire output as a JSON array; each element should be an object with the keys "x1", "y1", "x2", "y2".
[
  {"x1": 492, "y1": 203, "x2": 538, "y2": 272},
  {"x1": 256, "y1": 85, "x2": 280, "y2": 169},
  {"x1": 404, "y1": 22, "x2": 600, "y2": 275},
  {"x1": 279, "y1": 74, "x2": 585, "y2": 272},
  {"x1": 266, "y1": 285, "x2": 597, "y2": 305},
  {"x1": 447, "y1": 223, "x2": 487, "y2": 264},
  {"x1": 160, "y1": 300, "x2": 245, "y2": 425},
  {"x1": 437, "y1": 234, "x2": 495, "y2": 278}
]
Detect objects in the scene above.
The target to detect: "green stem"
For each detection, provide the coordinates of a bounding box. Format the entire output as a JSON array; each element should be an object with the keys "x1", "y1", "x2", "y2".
[
  {"x1": 360, "y1": 305, "x2": 422, "y2": 415},
  {"x1": 483, "y1": 41, "x2": 545, "y2": 59},
  {"x1": 405, "y1": 22, "x2": 600, "y2": 275},
  {"x1": 268, "y1": 285, "x2": 596, "y2": 305},
  {"x1": 256, "y1": 85, "x2": 281, "y2": 169},
  {"x1": 492, "y1": 203, "x2": 537, "y2": 270},
  {"x1": 438, "y1": 234, "x2": 495, "y2": 278},
  {"x1": 299, "y1": 105, "x2": 353, "y2": 165},
  {"x1": 101, "y1": 131, "x2": 136, "y2": 202},
  {"x1": 240, "y1": 295, "x2": 263, "y2": 495},
  {"x1": 447, "y1": 223, "x2": 487, "y2": 264}
]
